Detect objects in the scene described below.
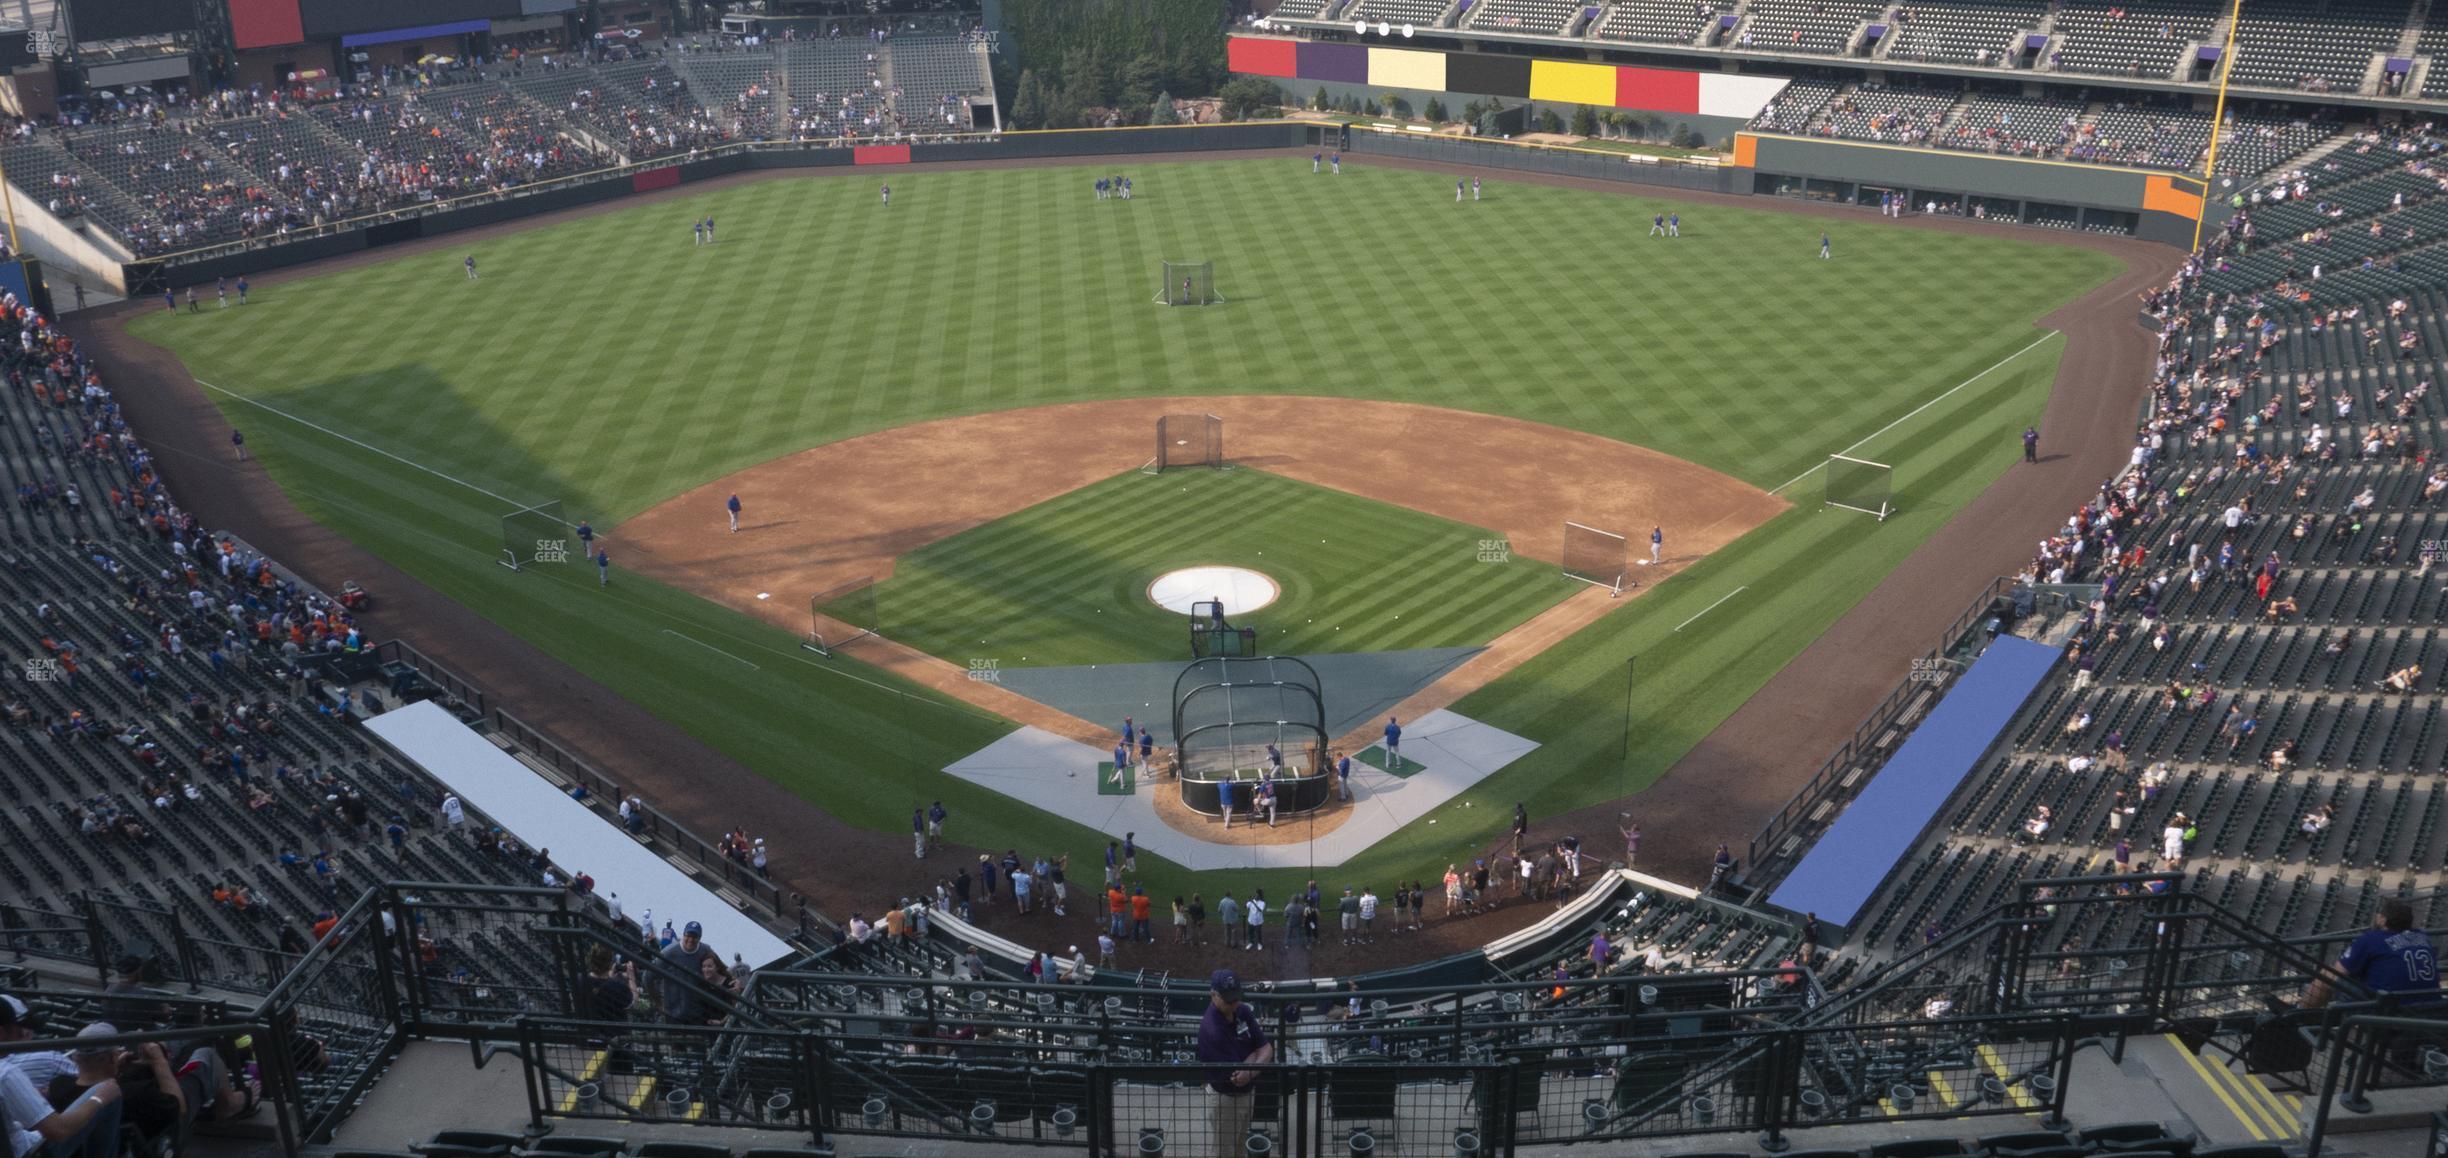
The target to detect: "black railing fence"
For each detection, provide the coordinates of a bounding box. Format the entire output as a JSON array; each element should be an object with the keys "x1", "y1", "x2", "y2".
[{"x1": 10, "y1": 876, "x2": 2440, "y2": 1156}]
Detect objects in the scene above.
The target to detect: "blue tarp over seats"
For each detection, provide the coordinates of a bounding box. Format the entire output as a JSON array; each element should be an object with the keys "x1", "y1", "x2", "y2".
[{"x1": 1765, "y1": 634, "x2": 2063, "y2": 926}]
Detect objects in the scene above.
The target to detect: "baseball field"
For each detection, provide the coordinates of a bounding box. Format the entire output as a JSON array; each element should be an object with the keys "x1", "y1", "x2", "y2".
[{"x1": 125, "y1": 154, "x2": 2120, "y2": 906}]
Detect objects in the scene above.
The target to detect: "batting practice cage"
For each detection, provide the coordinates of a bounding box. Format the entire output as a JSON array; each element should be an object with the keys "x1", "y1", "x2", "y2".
[
  {"x1": 803, "y1": 576, "x2": 880, "y2": 656},
  {"x1": 1154, "y1": 260, "x2": 1220, "y2": 306},
  {"x1": 1189, "y1": 599, "x2": 1259, "y2": 658},
  {"x1": 1170, "y1": 655, "x2": 1331, "y2": 816},
  {"x1": 1147, "y1": 413, "x2": 1225, "y2": 473},
  {"x1": 498, "y1": 501, "x2": 570, "y2": 571},
  {"x1": 1561, "y1": 520, "x2": 1630, "y2": 596},
  {"x1": 1825, "y1": 454, "x2": 1894, "y2": 521}
]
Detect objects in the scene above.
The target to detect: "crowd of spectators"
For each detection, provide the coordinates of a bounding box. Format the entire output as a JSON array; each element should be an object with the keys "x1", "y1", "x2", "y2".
[{"x1": 3, "y1": 30, "x2": 990, "y2": 260}]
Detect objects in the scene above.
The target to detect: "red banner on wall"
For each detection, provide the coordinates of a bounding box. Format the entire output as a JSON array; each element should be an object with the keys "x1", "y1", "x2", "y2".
[
  {"x1": 632, "y1": 166, "x2": 680, "y2": 192},
  {"x1": 853, "y1": 145, "x2": 913, "y2": 165},
  {"x1": 228, "y1": 0, "x2": 304, "y2": 49}
]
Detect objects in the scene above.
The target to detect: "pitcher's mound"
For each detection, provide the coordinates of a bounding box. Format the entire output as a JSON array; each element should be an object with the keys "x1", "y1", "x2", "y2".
[{"x1": 1148, "y1": 565, "x2": 1278, "y2": 615}]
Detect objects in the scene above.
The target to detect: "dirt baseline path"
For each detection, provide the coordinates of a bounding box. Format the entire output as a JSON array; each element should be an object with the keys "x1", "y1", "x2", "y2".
[{"x1": 616, "y1": 395, "x2": 1785, "y2": 750}]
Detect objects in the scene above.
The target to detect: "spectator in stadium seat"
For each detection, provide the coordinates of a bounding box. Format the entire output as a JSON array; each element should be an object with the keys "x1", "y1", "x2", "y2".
[
  {"x1": 2302, "y1": 898, "x2": 2440, "y2": 1008},
  {"x1": 1, "y1": 1001, "x2": 120, "y2": 1158}
]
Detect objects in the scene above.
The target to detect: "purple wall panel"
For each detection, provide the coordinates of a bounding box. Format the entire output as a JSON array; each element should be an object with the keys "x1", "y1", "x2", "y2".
[{"x1": 1298, "y1": 41, "x2": 1369, "y2": 84}]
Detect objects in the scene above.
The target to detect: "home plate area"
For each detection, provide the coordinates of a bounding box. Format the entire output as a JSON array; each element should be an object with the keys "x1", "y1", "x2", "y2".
[{"x1": 944, "y1": 709, "x2": 1537, "y2": 871}]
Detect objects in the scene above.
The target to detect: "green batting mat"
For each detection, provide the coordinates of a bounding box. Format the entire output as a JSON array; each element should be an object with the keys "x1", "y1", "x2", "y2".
[
  {"x1": 1097, "y1": 761, "x2": 1136, "y2": 796},
  {"x1": 1356, "y1": 745, "x2": 1424, "y2": 779}
]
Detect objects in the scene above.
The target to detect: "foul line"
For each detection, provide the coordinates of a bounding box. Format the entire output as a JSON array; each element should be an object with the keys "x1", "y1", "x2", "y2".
[
  {"x1": 1674, "y1": 586, "x2": 1747, "y2": 633},
  {"x1": 1768, "y1": 332, "x2": 2061, "y2": 496},
  {"x1": 659, "y1": 629, "x2": 760, "y2": 669},
  {"x1": 194, "y1": 378, "x2": 530, "y2": 509}
]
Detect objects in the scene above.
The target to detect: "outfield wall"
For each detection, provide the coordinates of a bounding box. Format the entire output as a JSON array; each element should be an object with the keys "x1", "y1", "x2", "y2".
[
  {"x1": 1732, "y1": 132, "x2": 2205, "y2": 245},
  {"x1": 1344, "y1": 129, "x2": 1740, "y2": 194}
]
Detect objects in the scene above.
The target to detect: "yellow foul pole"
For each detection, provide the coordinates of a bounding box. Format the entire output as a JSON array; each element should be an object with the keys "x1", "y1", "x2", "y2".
[{"x1": 2193, "y1": 0, "x2": 2248, "y2": 251}]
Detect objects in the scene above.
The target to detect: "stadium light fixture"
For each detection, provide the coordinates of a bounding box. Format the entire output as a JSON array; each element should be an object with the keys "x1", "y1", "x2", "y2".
[
  {"x1": 1353, "y1": 20, "x2": 1367, "y2": 34},
  {"x1": 1402, "y1": 24, "x2": 1414, "y2": 36},
  {"x1": 1376, "y1": 21, "x2": 1390, "y2": 35}
]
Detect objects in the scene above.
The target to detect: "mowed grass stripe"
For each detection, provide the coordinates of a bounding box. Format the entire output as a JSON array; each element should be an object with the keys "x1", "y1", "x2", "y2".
[{"x1": 866, "y1": 468, "x2": 1566, "y2": 666}]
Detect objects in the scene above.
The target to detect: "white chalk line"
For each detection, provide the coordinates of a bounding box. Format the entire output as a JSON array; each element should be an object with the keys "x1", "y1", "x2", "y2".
[
  {"x1": 194, "y1": 378, "x2": 532, "y2": 510},
  {"x1": 1674, "y1": 585, "x2": 1748, "y2": 633},
  {"x1": 1767, "y1": 332, "x2": 2061, "y2": 496},
  {"x1": 660, "y1": 629, "x2": 760, "y2": 669}
]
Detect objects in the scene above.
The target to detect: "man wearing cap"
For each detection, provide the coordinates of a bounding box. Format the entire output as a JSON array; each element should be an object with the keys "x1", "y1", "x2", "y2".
[
  {"x1": 1196, "y1": 970, "x2": 1273, "y2": 1156},
  {"x1": 658, "y1": 921, "x2": 717, "y2": 1023},
  {"x1": 2, "y1": 998, "x2": 123, "y2": 1158}
]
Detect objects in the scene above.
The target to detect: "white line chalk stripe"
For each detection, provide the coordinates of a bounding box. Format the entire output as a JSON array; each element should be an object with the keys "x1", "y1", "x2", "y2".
[
  {"x1": 660, "y1": 629, "x2": 760, "y2": 669},
  {"x1": 195, "y1": 378, "x2": 531, "y2": 509},
  {"x1": 1768, "y1": 332, "x2": 2062, "y2": 496},
  {"x1": 1675, "y1": 585, "x2": 1747, "y2": 632}
]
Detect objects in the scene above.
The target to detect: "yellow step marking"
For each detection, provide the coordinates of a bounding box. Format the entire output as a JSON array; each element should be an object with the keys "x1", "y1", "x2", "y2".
[
  {"x1": 2189, "y1": 1040, "x2": 2297, "y2": 1138},
  {"x1": 626, "y1": 1076, "x2": 657, "y2": 1111},
  {"x1": 2229, "y1": 1061, "x2": 2305, "y2": 1132},
  {"x1": 553, "y1": 1051, "x2": 610, "y2": 1113},
  {"x1": 1976, "y1": 1045, "x2": 2040, "y2": 1109},
  {"x1": 1928, "y1": 1070, "x2": 1960, "y2": 1108},
  {"x1": 2163, "y1": 1034, "x2": 2271, "y2": 1142}
]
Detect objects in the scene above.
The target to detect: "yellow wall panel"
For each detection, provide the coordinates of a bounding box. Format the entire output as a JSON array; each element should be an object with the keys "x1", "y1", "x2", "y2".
[{"x1": 1529, "y1": 59, "x2": 1616, "y2": 106}]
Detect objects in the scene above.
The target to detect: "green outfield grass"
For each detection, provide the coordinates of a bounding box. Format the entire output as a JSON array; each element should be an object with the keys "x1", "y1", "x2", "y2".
[
  {"x1": 865, "y1": 467, "x2": 1570, "y2": 667},
  {"x1": 126, "y1": 155, "x2": 2120, "y2": 904}
]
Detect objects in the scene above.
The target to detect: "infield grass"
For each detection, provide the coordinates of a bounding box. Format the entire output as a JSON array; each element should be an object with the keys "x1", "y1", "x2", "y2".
[
  {"x1": 127, "y1": 154, "x2": 2120, "y2": 904},
  {"x1": 867, "y1": 467, "x2": 1571, "y2": 667}
]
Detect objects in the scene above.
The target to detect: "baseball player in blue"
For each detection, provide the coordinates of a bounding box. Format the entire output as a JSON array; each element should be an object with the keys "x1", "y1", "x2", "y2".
[
  {"x1": 1312, "y1": 152, "x2": 1321, "y2": 173},
  {"x1": 465, "y1": 255, "x2": 478, "y2": 279},
  {"x1": 693, "y1": 219, "x2": 704, "y2": 245},
  {"x1": 1138, "y1": 728, "x2": 1155, "y2": 770},
  {"x1": 594, "y1": 548, "x2": 610, "y2": 585},
  {"x1": 880, "y1": 183, "x2": 889, "y2": 206},
  {"x1": 1820, "y1": 232, "x2": 1832, "y2": 260},
  {"x1": 1472, "y1": 177, "x2": 1481, "y2": 201},
  {"x1": 1456, "y1": 179, "x2": 1464, "y2": 202},
  {"x1": 1651, "y1": 526, "x2": 1663, "y2": 564},
  {"x1": 1219, "y1": 777, "x2": 1236, "y2": 828},
  {"x1": 1096, "y1": 177, "x2": 1107, "y2": 200},
  {"x1": 726, "y1": 493, "x2": 742, "y2": 532},
  {"x1": 236, "y1": 277, "x2": 249, "y2": 304},
  {"x1": 704, "y1": 216, "x2": 714, "y2": 242},
  {"x1": 1650, "y1": 213, "x2": 1666, "y2": 237},
  {"x1": 1331, "y1": 152, "x2": 1340, "y2": 174},
  {"x1": 1113, "y1": 739, "x2": 1131, "y2": 777},
  {"x1": 1384, "y1": 716, "x2": 1403, "y2": 766},
  {"x1": 1668, "y1": 213, "x2": 1680, "y2": 236},
  {"x1": 163, "y1": 288, "x2": 176, "y2": 312},
  {"x1": 576, "y1": 519, "x2": 594, "y2": 558},
  {"x1": 1121, "y1": 176, "x2": 1131, "y2": 200},
  {"x1": 1122, "y1": 717, "x2": 1136, "y2": 748},
  {"x1": 1335, "y1": 750, "x2": 1353, "y2": 801}
]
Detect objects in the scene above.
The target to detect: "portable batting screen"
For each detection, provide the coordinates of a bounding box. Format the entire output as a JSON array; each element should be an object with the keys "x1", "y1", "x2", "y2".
[
  {"x1": 1154, "y1": 261, "x2": 1220, "y2": 306},
  {"x1": 1149, "y1": 413, "x2": 1224, "y2": 472},
  {"x1": 804, "y1": 576, "x2": 879, "y2": 656},
  {"x1": 1825, "y1": 454, "x2": 1894, "y2": 521},
  {"x1": 498, "y1": 501, "x2": 570, "y2": 571},
  {"x1": 1561, "y1": 521, "x2": 1629, "y2": 596},
  {"x1": 1189, "y1": 599, "x2": 1259, "y2": 658}
]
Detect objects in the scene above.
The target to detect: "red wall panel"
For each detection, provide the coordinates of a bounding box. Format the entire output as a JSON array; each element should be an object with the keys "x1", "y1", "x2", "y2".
[
  {"x1": 1227, "y1": 36, "x2": 1299, "y2": 79},
  {"x1": 1615, "y1": 67, "x2": 1699, "y2": 115},
  {"x1": 228, "y1": 0, "x2": 304, "y2": 49},
  {"x1": 632, "y1": 166, "x2": 680, "y2": 193},
  {"x1": 853, "y1": 145, "x2": 912, "y2": 165}
]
